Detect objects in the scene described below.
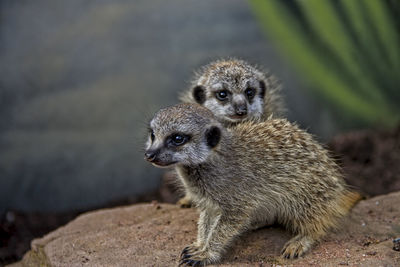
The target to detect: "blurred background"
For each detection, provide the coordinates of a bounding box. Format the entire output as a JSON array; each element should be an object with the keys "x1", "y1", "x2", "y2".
[{"x1": 1, "y1": 0, "x2": 399, "y2": 264}]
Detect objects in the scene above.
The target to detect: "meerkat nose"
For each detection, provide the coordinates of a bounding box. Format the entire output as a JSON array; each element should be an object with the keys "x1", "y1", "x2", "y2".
[
  {"x1": 235, "y1": 105, "x2": 247, "y2": 116},
  {"x1": 144, "y1": 150, "x2": 157, "y2": 162}
]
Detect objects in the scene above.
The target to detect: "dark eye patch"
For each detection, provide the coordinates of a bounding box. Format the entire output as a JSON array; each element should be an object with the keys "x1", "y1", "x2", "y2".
[
  {"x1": 148, "y1": 128, "x2": 155, "y2": 142},
  {"x1": 193, "y1": 85, "x2": 206, "y2": 104},
  {"x1": 205, "y1": 126, "x2": 221, "y2": 148},
  {"x1": 259, "y1": 80, "x2": 266, "y2": 99},
  {"x1": 244, "y1": 87, "x2": 256, "y2": 100}
]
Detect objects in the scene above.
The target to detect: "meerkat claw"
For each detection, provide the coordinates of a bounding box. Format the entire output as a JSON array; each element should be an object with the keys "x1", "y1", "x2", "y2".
[
  {"x1": 281, "y1": 239, "x2": 308, "y2": 259},
  {"x1": 181, "y1": 254, "x2": 191, "y2": 260},
  {"x1": 178, "y1": 259, "x2": 187, "y2": 266},
  {"x1": 184, "y1": 259, "x2": 195, "y2": 266},
  {"x1": 180, "y1": 245, "x2": 199, "y2": 260},
  {"x1": 180, "y1": 258, "x2": 201, "y2": 266},
  {"x1": 180, "y1": 246, "x2": 190, "y2": 257},
  {"x1": 188, "y1": 260, "x2": 202, "y2": 266}
]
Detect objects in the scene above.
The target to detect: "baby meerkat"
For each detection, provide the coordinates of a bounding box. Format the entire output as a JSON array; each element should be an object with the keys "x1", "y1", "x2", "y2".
[
  {"x1": 178, "y1": 59, "x2": 285, "y2": 207},
  {"x1": 180, "y1": 59, "x2": 285, "y2": 124},
  {"x1": 145, "y1": 103, "x2": 360, "y2": 266}
]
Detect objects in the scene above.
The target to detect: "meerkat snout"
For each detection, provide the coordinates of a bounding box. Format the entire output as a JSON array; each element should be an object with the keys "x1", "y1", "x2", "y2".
[
  {"x1": 232, "y1": 94, "x2": 248, "y2": 116},
  {"x1": 144, "y1": 150, "x2": 157, "y2": 162}
]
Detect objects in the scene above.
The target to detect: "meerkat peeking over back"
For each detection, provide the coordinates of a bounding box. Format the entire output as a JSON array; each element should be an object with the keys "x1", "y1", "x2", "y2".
[
  {"x1": 180, "y1": 59, "x2": 285, "y2": 125},
  {"x1": 145, "y1": 103, "x2": 360, "y2": 266},
  {"x1": 177, "y1": 59, "x2": 285, "y2": 207}
]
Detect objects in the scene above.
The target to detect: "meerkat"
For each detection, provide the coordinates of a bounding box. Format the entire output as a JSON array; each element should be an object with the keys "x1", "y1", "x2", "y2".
[
  {"x1": 177, "y1": 59, "x2": 285, "y2": 207},
  {"x1": 180, "y1": 59, "x2": 285, "y2": 124},
  {"x1": 144, "y1": 103, "x2": 361, "y2": 266}
]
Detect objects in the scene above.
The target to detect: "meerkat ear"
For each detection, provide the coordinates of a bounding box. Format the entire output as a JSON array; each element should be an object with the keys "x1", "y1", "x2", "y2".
[
  {"x1": 192, "y1": 85, "x2": 206, "y2": 104},
  {"x1": 205, "y1": 126, "x2": 221, "y2": 148},
  {"x1": 259, "y1": 80, "x2": 266, "y2": 99}
]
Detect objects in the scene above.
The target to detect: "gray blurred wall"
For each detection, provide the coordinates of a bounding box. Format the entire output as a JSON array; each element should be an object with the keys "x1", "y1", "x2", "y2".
[{"x1": 0, "y1": 0, "x2": 337, "y2": 213}]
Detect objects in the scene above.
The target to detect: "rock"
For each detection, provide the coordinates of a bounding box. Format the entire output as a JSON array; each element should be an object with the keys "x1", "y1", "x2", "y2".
[
  {"x1": 329, "y1": 125, "x2": 400, "y2": 197},
  {"x1": 11, "y1": 192, "x2": 400, "y2": 266}
]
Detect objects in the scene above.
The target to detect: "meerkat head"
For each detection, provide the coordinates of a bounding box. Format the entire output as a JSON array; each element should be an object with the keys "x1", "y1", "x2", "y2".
[
  {"x1": 144, "y1": 103, "x2": 222, "y2": 167},
  {"x1": 191, "y1": 59, "x2": 268, "y2": 123}
]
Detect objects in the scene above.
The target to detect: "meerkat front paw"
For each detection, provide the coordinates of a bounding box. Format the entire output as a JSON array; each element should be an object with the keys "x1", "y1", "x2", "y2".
[
  {"x1": 179, "y1": 245, "x2": 219, "y2": 266},
  {"x1": 281, "y1": 235, "x2": 314, "y2": 259},
  {"x1": 179, "y1": 245, "x2": 202, "y2": 266},
  {"x1": 177, "y1": 196, "x2": 192, "y2": 208}
]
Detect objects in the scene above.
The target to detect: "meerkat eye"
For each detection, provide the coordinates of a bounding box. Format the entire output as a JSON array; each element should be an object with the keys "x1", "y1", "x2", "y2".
[
  {"x1": 169, "y1": 134, "x2": 189, "y2": 146},
  {"x1": 150, "y1": 130, "x2": 155, "y2": 142},
  {"x1": 216, "y1": 90, "x2": 229, "y2": 101},
  {"x1": 244, "y1": 88, "x2": 256, "y2": 99}
]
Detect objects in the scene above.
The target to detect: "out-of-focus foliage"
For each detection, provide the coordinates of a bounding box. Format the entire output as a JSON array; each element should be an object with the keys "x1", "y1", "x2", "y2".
[{"x1": 250, "y1": 0, "x2": 400, "y2": 127}]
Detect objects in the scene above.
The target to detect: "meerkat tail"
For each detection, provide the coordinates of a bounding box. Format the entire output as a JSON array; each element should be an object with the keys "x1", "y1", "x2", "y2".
[{"x1": 341, "y1": 191, "x2": 363, "y2": 212}]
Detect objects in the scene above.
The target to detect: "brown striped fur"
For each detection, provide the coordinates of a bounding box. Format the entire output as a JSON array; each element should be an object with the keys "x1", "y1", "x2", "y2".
[{"x1": 145, "y1": 103, "x2": 360, "y2": 265}]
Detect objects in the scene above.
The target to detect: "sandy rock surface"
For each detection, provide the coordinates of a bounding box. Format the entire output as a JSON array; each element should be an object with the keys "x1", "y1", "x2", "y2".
[{"x1": 11, "y1": 192, "x2": 400, "y2": 267}]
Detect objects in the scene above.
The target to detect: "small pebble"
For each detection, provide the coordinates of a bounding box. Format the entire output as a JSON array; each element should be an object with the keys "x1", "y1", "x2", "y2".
[{"x1": 393, "y1": 237, "x2": 400, "y2": 251}]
